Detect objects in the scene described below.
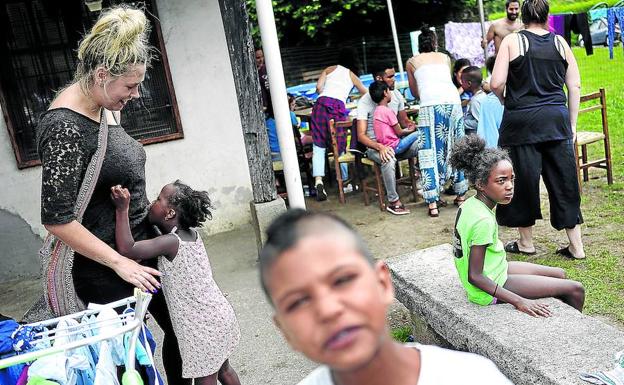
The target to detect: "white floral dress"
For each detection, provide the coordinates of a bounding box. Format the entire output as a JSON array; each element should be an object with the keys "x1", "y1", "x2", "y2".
[{"x1": 158, "y1": 231, "x2": 240, "y2": 378}]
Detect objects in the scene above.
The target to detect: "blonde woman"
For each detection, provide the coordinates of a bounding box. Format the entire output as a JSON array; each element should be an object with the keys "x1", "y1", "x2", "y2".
[
  {"x1": 36, "y1": 6, "x2": 186, "y2": 383},
  {"x1": 406, "y1": 27, "x2": 467, "y2": 217}
]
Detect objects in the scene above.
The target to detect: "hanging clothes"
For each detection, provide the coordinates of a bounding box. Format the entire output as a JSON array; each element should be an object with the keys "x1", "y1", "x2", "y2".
[
  {"x1": 122, "y1": 309, "x2": 163, "y2": 385},
  {"x1": 548, "y1": 14, "x2": 566, "y2": 36},
  {"x1": 562, "y1": 13, "x2": 594, "y2": 55},
  {"x1": 608, "y1": 8, "x2": 624, "y2": 59},
  {"x1": 589, "y1": 8, "x2": 608, "y2": 22},
  {"x1": 0, "y1": 319, "x2": 19, "y2": 354},
  {"x1": 55, "y1": 319, "x2": 96, "y2": 385},
  {"x1": 444, "y1": 22, "x2": 496, "y2": 67}
]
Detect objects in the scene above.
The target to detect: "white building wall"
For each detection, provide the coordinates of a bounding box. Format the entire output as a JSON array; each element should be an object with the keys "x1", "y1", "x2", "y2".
[
  {"x1": 148, "y1": 0, "x2": 253, "y2": 234},
  {"x1": 0, "y1": 0, "x2": 252, "y2": 252}
]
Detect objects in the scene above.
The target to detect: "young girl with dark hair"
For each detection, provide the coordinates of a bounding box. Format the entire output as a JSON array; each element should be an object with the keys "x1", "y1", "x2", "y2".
[
  {"x1": 111, "y1": 181, "x2": 241, "y2": 385},
  {"x1": 449, "y1": 135, "x2": 585, "y2": 316}
]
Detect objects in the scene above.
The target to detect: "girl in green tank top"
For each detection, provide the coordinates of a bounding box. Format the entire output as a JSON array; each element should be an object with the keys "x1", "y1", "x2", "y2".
[{"x1": 450, "y1": 135, "x2": 585, "y2": 316}]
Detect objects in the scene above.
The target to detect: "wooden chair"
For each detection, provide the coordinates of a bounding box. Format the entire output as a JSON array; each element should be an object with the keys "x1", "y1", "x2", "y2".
[
  {"x1": 361, "y1": 156, "x2": 420, "y2": 211},
  {"x1": 361, "y1": 158, "x2": 385, "y2": 210},
  {"x1": 329, "y1": 119, "x2": 357, "y2": 204},
  {"x1": 575, "y1": 88, "x2": 613, "y2": 193}
]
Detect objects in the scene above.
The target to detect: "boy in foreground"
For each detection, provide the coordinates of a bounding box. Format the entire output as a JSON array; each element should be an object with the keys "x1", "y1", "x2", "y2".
[{"x1": 259, "y1": 210, "x2": 513, "y2": 385}]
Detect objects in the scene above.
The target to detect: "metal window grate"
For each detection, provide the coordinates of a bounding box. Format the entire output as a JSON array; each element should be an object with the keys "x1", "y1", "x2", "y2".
[{"x1": 0, "y1": 0, "x2": 183, "y2": 168}]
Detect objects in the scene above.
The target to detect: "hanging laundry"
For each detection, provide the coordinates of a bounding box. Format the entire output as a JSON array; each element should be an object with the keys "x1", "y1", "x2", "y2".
[
  {"x1": 55, "y1": 319, "x2": 96, "y2": 385},
  {"x1": 122, "y1": 309, "x2": 163, "y2": 385},
  {"x1": 0, "y1": 319, "x2": 19, "y2": 354},
  {"x1": 28, "y1": 353, "x2": 90, "y2": 385},
  {"x1": 548, "y1": 14, "x2": 566, "y2": 36},
  {"x1": 444, "y1": 22, "x2": 496, "y2": 67},
  {"x1": 0, "y1": 360, "x2": 26, "y2": 385},
  {"x1": 561, "y1": 13, "x2": 594, "y2": 55},
  {"x1": 608, "y1": 7, "x2": 624, "y2": 59},
  {"x1": 12, "y1": 325, "x2": 48, "y2": 353},
  {"x1": 589, "y1": 8, "x2": 609, "y2": 22},
  {"x1": 26, "y1": 376, "x2": 60, "y2": 385}
]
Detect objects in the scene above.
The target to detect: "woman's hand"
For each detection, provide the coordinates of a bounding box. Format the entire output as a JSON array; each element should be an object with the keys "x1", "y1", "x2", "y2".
[
  {"x1": 514, "y1": 298, "x2": 552, "y2": 317},
  {"x1": 110, "y1": 185, "x2": 130, "y2": 211},
  {"x1": 112, "y1": 256, "x2": 162, "y2": 293}
]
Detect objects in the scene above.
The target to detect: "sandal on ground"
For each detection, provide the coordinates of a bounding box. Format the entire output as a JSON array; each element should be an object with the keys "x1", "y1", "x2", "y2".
[
  {"x1": 504, "y1": 241, "x2": 536, "y2": 255},
  {"x1": 436, "y1": 200, "x2": 448, "y2": 207},
  {"x1": 555, "y1": 246, "x2": 586, "y2": 260},
  {"x1": 454, "y1": 196, "x2": 467, "y2": 206},
  {"x1": 315, "y1": 183, "x2": 327, "y2": 202},
  {"x1": 428, "y1": 207, "x2": 439, "y2": 217},
  {"x1": 386, "y1": 201, "x2": 410, "y2": 215}
]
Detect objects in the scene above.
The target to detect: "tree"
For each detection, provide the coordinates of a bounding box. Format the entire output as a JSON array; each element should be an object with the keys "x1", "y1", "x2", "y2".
[
  {"x1": 246, "y1": 0, "x2": 481, "y2": 47},
  {"x1": 246, "y1": 0, "x2": 384, "y2": 45}
]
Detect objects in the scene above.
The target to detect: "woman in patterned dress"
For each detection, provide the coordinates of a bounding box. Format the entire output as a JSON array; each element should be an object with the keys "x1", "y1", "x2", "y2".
[{"x1": 406, "y1": 26, "x2": 468, "y2": 217}]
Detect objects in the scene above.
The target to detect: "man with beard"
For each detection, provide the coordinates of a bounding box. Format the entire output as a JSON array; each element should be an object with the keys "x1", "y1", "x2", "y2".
[
  {"x1": 482, "y1": 0, "x2": 523, "y2": 53},
  {"x1": 356, "y1": 65, "x2": 417, "y2": 215}
]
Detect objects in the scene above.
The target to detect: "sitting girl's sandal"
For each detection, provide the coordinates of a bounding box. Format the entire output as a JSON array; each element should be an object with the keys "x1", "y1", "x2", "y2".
[
  {"x1": 428, "y1": 207, "x2": 439, "y2": 217},
  {"x1": 386, "y1": 201, "x2": 410, "y2": 215}
]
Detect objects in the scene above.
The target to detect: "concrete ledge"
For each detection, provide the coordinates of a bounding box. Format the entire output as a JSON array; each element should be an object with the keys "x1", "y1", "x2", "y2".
[
  {"x1": 250, "y1": 198, "x2": 287, "y2": 254},
  {"x1": 386, "y1": 244, "x2": 624, "y2": 385}
]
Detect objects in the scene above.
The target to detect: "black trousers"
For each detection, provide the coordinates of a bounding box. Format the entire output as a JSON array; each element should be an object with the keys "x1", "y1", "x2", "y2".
[
  {"x1": 563, "y1": 13, "x2": 593, "y2": 56},
  {"x1": 496, "y1": 139, "x2": 583, "y2": 230}
]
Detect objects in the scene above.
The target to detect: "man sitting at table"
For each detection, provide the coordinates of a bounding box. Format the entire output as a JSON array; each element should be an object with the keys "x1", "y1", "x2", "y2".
[{"x1": 357, "y1": 64, "x2": 418, "y2": 215}]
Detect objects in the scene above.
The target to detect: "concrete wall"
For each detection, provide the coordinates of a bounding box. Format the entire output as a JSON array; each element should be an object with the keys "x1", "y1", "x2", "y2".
[
  {"x1": 0, "y1": 0, "x2": 253, "y2": 279},
  {"x1": 148, "y1": 0, "x2": 253, "y2": 232}
]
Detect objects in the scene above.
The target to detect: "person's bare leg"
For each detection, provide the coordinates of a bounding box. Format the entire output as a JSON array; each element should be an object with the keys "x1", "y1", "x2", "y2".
[
  {"x1": 517, "y1": 226, "x2": 536, "y2": 253},
  {"x1": 503, "y1": 274, "x2": 585, "y2": 311},
  {"x1": 217, "y1": 360, "x2": 241, "y2": 385},
  {"x1": 565, "y1": 225, "x2": 585, "y2": 259},
  {"x1": 194, "y1": 373, "x2": 218, "y2": 385},
  {"x1": 508, "y1": 261, "x2": 566, "y2": 279}
]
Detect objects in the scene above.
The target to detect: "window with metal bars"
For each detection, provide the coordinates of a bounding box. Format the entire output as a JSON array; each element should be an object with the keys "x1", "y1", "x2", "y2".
[{"x1": 0, "y1": 0, "x2": 183, "y2": 169}]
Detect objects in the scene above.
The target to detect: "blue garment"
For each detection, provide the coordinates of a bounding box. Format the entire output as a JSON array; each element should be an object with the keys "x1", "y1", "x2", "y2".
[
  {"x1": 0, "y1": 361, "x2": 26, "y2": 385},
  {"x1": 395, "y1": 132, "x2": 419, "y2": 155},
  {"x1": 477, "y1": 93, "x2": 504, "y2": 148},
  {"x1": 589, "y1": 8, "x2": 608, "y2": 21},
  {"x1": 28, "y1": 353, "x2": 90, "y2": 385},
  {"x1": 460, "y1": 91, "x2": 473, "y2": 114},
  {"x1": 0, "y1": 319, "x2": 19, "y2": 354},
  {"x1": 55, "y1": 319, "x2": 96, "y2": 385},
  {"x1": 266, "y1": 118, "x2": 280, "y2": 153},
  {"x1": 12, "y1": 325, "x2": 49, "y2": 353},
  {"x1": 290, "y1": 111, "x2": 299, "y2": 127},
  {"x1": 122, "y1": 309, "x2": 164, "y2": 385},
  {"x1": 608, "y1": 8, "x2": 624, "y2": 59}
]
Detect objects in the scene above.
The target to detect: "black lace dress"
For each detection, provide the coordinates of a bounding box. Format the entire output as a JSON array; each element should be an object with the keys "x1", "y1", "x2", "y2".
[{"x1": 37, "y1": 108, "x2": 155, "y2": 303}]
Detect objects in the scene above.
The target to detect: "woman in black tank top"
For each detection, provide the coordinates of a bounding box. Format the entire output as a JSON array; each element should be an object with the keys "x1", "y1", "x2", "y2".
[{"x1": 489, "y1": 0, "x2": 586, "y2": 263}]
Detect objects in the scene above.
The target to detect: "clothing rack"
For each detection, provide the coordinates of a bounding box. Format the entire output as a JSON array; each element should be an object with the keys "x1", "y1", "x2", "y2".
[{"x1": 0, "y1": 289, "x2": 152, "y2": 379}]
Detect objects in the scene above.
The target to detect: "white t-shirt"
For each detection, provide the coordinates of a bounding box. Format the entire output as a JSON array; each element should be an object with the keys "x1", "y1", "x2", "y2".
[
  {"x1": 296, "y1": 344, "x2": 513, "y2": 385},
  {"x1": 357, "y1": 89, "x2": 406, "y2": 140}
]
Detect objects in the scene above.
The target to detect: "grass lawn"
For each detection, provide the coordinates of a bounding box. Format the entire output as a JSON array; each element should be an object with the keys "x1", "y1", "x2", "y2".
[{"x1": 505, "y1": 47, "x2": 624, "y2": 325}]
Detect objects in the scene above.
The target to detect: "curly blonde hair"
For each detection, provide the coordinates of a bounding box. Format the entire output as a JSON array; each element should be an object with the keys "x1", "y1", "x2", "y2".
[{"x1": 74, "y1": 5, "x2": 153, "y2": 94}]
